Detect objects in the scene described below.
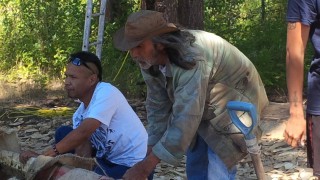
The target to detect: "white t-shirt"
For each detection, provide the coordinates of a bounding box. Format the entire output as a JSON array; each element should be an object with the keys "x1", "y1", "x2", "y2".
[{"x1": 73, "y1": 82, "x2": 148, "y2": 167}]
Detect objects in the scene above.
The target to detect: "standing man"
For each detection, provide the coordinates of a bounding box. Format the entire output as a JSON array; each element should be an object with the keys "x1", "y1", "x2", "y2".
[
  {"x1": 284, "y1": 0, "x2": 320, "y2": 177},
  {"x1": 113, "y1": 10, "x2": 268, "y2": 179},
  {"x1": 20, "y1": 51, "x2": 148, "y2": 179}
]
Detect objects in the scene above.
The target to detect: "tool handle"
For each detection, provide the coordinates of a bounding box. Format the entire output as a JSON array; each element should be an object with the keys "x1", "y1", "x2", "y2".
[
  {"x1": 226, "y1": 101, "x2": 257, "y2": 140},
  {"x1": 250, "y1": 154, "x2": 266, "y2": 180}
]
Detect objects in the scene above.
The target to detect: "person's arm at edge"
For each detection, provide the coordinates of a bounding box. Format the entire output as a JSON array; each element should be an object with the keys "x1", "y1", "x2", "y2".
[
  {"x1": 43, "y1": 118, "x2": 100, "y2": 156},
  {"x1": 284, "y1": 21, "x2": 310, "y2": 147}
]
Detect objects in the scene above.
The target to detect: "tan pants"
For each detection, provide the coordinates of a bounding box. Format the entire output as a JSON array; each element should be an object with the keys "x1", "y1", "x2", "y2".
[{"x1": 306, "y1": 114, "x2": 320, "y2": 177}]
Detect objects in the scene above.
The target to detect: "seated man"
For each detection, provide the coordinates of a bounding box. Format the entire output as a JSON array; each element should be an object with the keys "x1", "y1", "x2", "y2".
[{"x1": 20, "y1": 51, "x2": 148, "y2": 179}]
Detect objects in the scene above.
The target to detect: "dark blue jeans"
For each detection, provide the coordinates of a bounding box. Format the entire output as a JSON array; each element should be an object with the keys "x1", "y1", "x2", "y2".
[
  {"x1": 55, "y1": 126, "x2": 153, "y2": 179},
  {"x1": 94, "y1": 158, "x2": 131, "y2": 179}
]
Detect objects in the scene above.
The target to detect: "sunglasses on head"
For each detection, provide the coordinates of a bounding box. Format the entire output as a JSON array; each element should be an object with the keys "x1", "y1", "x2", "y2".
[{"x1": 69, "y1": 57, "x2": 95, "y2": 74}]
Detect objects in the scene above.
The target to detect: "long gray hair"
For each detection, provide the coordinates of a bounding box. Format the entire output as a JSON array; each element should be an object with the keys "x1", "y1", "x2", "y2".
[{"x1": 147, "y1": 30, "x2": 200, "y2": 76}]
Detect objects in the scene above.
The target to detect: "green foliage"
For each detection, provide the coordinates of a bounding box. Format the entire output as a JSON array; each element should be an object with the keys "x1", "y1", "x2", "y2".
[
  {"x1": 205, "y1": 0, "x2": 288, "y2": 90},
  {"x1": 0, "y1": 0, "x2": 85, "y2": 82},
  {"x1": 98, "y1": 0, "x2": 145, "y2": 97},
  {"x1": 0, "y1": 0, "x2": 306, "y2": 98}
]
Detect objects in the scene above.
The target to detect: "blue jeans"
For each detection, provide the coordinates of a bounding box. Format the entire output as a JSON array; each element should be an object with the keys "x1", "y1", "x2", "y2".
[
  {"x1": 54, "y1": 126, "x2": 75, "y2": 154},
  {"x1": 186, "y1": 134, "x2": 237, "y2": 180},
  {"x1": 55, "y1": 126, "x2": 153, "y2": 179},
  {"x1": 94, "y1": 158, "x2": 131, "y2": 179}
]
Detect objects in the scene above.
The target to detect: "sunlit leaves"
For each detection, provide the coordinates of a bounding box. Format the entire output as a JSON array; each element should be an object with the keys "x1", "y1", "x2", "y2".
[{"x1": 204, "y1": 0, "x2": 288, "y2": 89}]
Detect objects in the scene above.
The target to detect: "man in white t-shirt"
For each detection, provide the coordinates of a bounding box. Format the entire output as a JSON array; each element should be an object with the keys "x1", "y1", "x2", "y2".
[{"x1": 20, "y1": 51, "x2": 148, "y2": 179}]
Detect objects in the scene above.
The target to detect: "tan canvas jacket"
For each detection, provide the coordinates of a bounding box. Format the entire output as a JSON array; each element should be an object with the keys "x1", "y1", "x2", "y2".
[{"x1": 141, "y1": 30, "x2": 269, "y2": 169}]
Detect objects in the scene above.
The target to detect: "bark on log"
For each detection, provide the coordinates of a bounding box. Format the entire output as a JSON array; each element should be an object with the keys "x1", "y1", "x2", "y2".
[
  {"x1": 0, "y1": 150, "x2": 113, "y2": 180},
  {"x1": 0, "y1": 129, "x2": 113, "y2": 180}
]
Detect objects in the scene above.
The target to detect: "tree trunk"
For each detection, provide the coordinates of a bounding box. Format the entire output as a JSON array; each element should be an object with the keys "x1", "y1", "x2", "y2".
[
  {"x1": 141, "y1": 0, "x2": 156, "y2": 10},
  {"x1": 177, "y1": 0, "x2": 204, "y2": 29},
  {"x1": 142, "y1": 0, "x2": 203, "y2": 29},
  {"x1": 261, "y1": 0, "x2": 266, "y2": 22},
  {"x1": 154, "y1": 0, "x2": 179, "y2": 24},
  {"x1": 105, "y1": 0, "x2": 114, "y2": 21}
]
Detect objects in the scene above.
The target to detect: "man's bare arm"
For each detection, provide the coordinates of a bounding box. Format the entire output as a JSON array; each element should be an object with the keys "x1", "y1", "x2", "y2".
[
  {"x1": 284, "y1": 22, "x2": 310, "y2": 147},
  {"x1": 43, "y1": 118, "x2": 100, "y2": 156}
]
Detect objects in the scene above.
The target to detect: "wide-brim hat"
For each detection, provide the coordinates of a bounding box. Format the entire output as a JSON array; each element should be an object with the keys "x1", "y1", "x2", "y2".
[{"x1": 113, "y1": 10, "x2": 179, "y2": 51}]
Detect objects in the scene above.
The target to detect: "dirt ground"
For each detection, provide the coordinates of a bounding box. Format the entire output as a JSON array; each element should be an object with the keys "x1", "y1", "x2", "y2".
[{"x1": 0, "y1": 81, "x2": 316, "y2": 180}]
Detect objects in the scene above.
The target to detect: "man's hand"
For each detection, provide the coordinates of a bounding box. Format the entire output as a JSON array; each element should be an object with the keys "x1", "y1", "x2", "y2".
[
  {"x1": 43, "y1": 146, "x2": 57, "y2": 157},
  {"x1": 122, "y1": 152, "x2": 160, "y2": 180},
  {"x1": 19, "y1": 150, "x2": 40, "y2": 164},
  {"x1": 284, "y1": 114, "x2": 306, "y2": 147}
]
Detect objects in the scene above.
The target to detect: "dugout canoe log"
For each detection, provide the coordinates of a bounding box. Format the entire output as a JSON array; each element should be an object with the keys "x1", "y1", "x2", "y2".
[{"x1": 0, "y1": 128, "x2": 113, "y2": 180}]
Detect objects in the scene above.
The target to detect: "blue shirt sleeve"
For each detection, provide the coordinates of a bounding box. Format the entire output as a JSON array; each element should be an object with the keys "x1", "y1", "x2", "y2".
[{"x1": 286, "y1": 0, "x2": 319, "y2": 25}]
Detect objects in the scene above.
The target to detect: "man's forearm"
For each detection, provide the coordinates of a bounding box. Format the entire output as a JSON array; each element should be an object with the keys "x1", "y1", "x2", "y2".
[
  {"x1": 53, "y1": 119, "x2": 99, "y2": 155},
  {"x1": 286, "y1": 51, "x2": 304, "y2": 115},
  {"x1": 140, "y1": 151, "x2": 161, "y2": 175},
  {"x1": 122, "y1": 151, "x2": 160, "y2": 179},
  {"x1": 55, "y1": 129, "x2": 90, "y2": 154},
  {"x1": 286, "y1": 21, "x2": 310, "y2": 115}
]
